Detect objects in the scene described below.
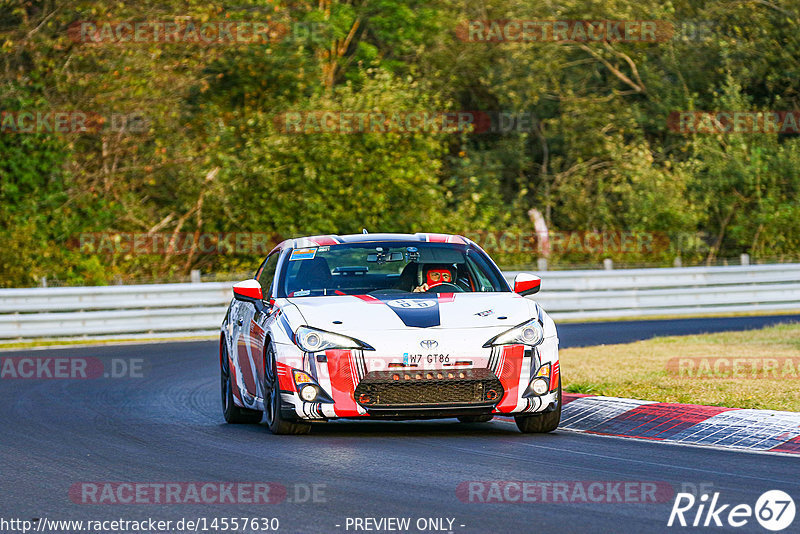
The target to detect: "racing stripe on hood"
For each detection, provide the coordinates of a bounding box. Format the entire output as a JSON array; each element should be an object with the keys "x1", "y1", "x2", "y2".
[{"x1": 354, "y1": 294, "x2": 442, "y2": 328}]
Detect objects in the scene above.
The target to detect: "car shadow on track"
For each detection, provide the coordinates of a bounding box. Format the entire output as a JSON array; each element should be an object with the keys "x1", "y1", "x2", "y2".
[{"x1": 216, "y1": 419, "x2": 567, "y2": 439}]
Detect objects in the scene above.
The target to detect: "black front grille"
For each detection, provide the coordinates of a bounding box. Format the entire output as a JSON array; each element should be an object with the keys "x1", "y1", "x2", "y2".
[{"x1": 353, "y1": 368, "x2": 503, "y2": 408}]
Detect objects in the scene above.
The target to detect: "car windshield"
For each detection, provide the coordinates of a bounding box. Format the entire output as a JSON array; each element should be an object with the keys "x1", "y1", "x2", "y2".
[{"x1": 278, "y1": 241, "x2": 509, "y2": 298}]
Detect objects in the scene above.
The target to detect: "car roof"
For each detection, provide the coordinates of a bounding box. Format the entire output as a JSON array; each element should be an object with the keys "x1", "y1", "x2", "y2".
[{"x1": 280, "y1": 233, "x2": 473, "y2": 250}]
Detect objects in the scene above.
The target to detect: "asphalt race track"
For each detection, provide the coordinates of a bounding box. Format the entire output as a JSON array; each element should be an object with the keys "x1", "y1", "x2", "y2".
[{"x1": 2, "y1": 317, "x2": 799, "y2": 534}]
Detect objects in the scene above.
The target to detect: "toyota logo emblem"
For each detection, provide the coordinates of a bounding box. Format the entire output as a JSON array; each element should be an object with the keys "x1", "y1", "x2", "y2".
[{"x1": 420, "y1": 340, "x2": 439, "y2": 349}]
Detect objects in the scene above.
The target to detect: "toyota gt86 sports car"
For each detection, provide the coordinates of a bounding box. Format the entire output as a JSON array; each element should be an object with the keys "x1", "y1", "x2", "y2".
[{"x1": 220, "y1": 233, "x2": 560, "y2": 434}]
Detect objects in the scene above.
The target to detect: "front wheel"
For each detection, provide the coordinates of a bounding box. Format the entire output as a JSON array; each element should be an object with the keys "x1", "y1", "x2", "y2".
[
  {"x1": 515, "y1": 377, "x2": 561, "y2": 433},
  {"x1": 264, "y1": 342, "x2": 311, "y2": 435},
  {"x1": 221, "y1": 342, "x2": 263, "y2": 424}
]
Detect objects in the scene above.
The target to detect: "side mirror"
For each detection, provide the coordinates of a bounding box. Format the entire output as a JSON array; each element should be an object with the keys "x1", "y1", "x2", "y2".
[
  {"x1": 233, "y1": 279, "x2": 263, "y2": 303},
  {"x1": 233, "y1": 279, "x2": 269, "y2": 313},
  {"x1": 513, "y1": 273, "x2": 541, "y2": 296}
]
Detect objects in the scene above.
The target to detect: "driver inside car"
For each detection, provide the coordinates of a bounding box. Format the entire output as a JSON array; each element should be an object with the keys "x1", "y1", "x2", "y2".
[{"x1": 413, "y1": 265, "x2": 453, "y2": 293}]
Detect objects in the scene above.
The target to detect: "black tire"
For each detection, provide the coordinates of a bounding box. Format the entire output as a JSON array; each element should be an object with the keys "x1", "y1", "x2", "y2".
[
  {"x1": 220, "y1": 342, "x2": 263, "y2": 424},
  {"x1": 264, "y1": 342, "x2": 311, "y2": 435},
  {"x1": 457, "y1": 415, "x2": 494, "y2": 423},
  {"x1": 514, "y1": 377, "x2": 562, "y2": 433}
]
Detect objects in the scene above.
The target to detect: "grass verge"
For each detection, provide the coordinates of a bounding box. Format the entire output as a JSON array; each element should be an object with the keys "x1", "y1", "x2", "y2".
[{"x1": 560, "y1": 321, "x2": 800, "y2": 411}]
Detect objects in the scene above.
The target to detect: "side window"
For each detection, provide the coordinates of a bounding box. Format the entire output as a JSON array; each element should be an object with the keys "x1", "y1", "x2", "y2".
[{"x1": 256, "y1": 252, "x2": 280, "y2": 299}]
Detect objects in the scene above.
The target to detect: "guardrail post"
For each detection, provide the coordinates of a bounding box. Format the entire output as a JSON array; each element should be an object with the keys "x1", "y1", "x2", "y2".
[
  {"x1": 603, "y1": 258, "x2": 613, "y2": 270},
  {"x1": 537, "y1": 258, "x2": 548, "y2": 271},
  {"x1": 191, "y1": 269, "x2": 201, "y2": 283},
  {"x1": 39, "y1": 276, "x2": 47, "y2": 288},
  {"x1": 673, "y1": 256, "x2": 682, "y2": 268},
  {"x1": 740, "y1": 253, "x2": 750, "y2": 266}
]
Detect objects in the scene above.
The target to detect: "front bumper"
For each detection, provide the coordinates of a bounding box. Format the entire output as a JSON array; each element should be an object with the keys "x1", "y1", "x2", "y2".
[{"x1": 274, "y1": 343, "x2": 559, "y2": 422}]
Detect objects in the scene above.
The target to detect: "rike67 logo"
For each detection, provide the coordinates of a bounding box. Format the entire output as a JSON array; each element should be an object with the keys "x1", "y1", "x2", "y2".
[{"x1": 668, "y1": 490, "x2": 795, "y2": 531}]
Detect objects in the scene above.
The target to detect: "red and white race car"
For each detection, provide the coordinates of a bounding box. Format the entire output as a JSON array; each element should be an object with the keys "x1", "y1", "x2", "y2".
[{"x1": 220, "y1": 233, "x2": 560, "y2": 434}]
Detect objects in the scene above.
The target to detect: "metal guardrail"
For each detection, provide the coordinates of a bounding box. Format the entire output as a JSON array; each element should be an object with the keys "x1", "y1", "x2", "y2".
[
  {"x1": 1, "y1": 264, "x2": 799, "y2": 339},
  {"x1": 505, "y1": 264, "x2": 800, "y2": 320}
]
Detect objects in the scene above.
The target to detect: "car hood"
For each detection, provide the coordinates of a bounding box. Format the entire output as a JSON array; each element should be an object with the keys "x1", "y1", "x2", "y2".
[{"x1": 287, "y1": 292, "x2": 535, "y2": 333}]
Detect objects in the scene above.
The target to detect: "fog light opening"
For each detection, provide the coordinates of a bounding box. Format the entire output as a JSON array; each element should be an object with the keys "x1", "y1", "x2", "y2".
[
  {"x1": 531, "y1": 378, "x2": 549, "y2": 396},
  {"x1": 300, "y1": 384, "x2": 318, "y2": 402}
]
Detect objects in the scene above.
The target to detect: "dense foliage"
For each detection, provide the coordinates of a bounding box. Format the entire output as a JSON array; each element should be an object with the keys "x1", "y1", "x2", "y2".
[{"x1": 2, "y1": 0, "x2": 799, "y2": 286}]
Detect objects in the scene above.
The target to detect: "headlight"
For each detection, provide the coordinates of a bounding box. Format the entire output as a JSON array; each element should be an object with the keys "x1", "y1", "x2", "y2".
[
  {"x1": 293, "y1": 326, "x2": 372, "y2": 352},
  {"x1": 483, "y1": 319, "x2": 544, "y2": 348}
]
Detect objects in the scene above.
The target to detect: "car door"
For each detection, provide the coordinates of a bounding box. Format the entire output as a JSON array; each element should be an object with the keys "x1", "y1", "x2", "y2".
[
  {"x1": 250, "y1": 249, "x2": 283, "y2": 397},
  {"x1": 232, "y1": 250, "x2": 280, "y2": 401}
]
